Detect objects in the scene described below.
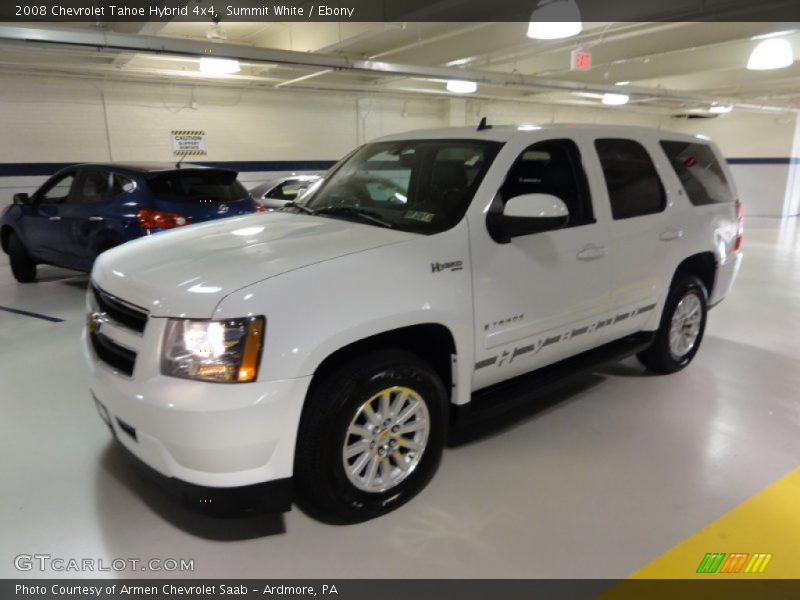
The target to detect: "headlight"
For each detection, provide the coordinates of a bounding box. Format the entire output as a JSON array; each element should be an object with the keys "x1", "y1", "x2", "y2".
[{"x1": 161, "y1": 317, "x2": 265, "y2": 383}]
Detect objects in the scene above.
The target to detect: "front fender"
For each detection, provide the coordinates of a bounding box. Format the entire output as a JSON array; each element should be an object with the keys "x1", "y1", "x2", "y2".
[{"x1": 212, "y1": 223, "x2": 475, "y2": 397}]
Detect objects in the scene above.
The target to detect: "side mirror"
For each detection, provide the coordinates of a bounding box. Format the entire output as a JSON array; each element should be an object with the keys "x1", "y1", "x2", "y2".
[
  {"x1": 13, "y1": 192, "x2": 30, "y2": 205},
  {"x1": 488, "y1": 193, "x2": 569, "y2": 243}
]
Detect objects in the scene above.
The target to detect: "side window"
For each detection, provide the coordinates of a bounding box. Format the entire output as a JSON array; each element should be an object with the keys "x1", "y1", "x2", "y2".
[
  {"x1": 265, "y1": 181, "x2": 303, "y2": 201},
  {"x1": 112, "y1": 173, "x2": 136, "y2": 195},
  {"x1": 595, "y1": 139, "x2": 666, "y2": 220},
  {"x1": 38, "y1": 172, "x2": 76, "y2": 204},
  {"x1": 660, "y1": 141, "x2": 734, "y2": 205},
  {"x1": 499, "y1": 139, "x2": 594, "y2": 227},
  {"x1": 77, "y1": 169, "x2": 113, "y2": 203},
  {"x1": 77, "y1": 171, "x2": 134, "y2": 202}
]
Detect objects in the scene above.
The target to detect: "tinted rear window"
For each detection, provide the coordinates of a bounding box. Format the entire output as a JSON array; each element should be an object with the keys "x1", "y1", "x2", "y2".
[
  {"x1": 148, "y1": 170, "x2": 248, "y2": 203},
  {"x1": 660, "y1": 141, "x2": 734, "y2": 205}
]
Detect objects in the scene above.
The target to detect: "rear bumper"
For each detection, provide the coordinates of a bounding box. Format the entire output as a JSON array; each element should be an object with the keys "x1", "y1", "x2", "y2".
[{"x1": 710, "y1": 251, "x2": 743, "y2": 307}]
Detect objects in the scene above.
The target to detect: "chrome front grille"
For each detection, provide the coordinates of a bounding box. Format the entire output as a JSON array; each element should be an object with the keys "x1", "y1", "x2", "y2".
[
  {"x1": 89, "y1": 284, "x2": 148, "y2": 377},
  {"x1": 91, "y1": 284, "x2": 149, "y2": 333},
  {"x1": 89, "y1": 331, "x2": 136, "y2": 377}
]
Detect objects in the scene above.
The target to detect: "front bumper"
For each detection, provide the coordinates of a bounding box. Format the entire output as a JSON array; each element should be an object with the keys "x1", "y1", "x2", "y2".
[{"x1": 83, "y1": 327, "x2": 311, "y2": 496}]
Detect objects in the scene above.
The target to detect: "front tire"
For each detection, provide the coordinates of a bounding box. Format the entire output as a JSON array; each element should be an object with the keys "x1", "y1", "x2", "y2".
[
  {"x1": 638, "y1": 274, "x2": 708, "y2": 374},
  {"x1": 294, "y1": 349, "x2": 447, "y2": 523},
  {"x1": 8, "y1": 233, "x2": 37, "y2": 283}
]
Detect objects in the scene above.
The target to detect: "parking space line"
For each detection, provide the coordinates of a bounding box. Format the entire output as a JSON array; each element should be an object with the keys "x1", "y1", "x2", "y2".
[
  {"x1": 0, "y1": 305, "x2": 65, "y2": 322},
  {"x1": 627, "y1": 467, "x2": 800, "y2": 579}
]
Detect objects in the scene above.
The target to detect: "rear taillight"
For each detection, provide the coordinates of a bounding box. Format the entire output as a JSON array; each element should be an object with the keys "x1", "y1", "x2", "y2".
[
  {"x1": 254, "y1": 202, "x2": 268, "y2": 213},
  {"x1": 734, "y1": 199, "x2": 744, "y2": 252},
  {"x1": 137, "y1": 208, "x2": 188, "y2": 230}
]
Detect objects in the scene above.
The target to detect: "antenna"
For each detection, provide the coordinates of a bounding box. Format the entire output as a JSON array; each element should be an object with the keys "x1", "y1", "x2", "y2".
[
  {"x1": 175, "y1": 153, "x2": 186, "y2": 169},
  {"x1": 477, "y1": 117, "x2": 492, "y2": 131}
]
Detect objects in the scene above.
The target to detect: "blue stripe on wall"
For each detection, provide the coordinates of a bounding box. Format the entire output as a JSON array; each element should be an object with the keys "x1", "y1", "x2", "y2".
[
  {"x1": 726, "y1": 158, "x2": 800, "y2": 165},
  {"x1": 0, "y1": 161, "x2": 337, "y2": 177},
  {"x1": 0, "y1": 157, "x2": 796, "y2": 178}
]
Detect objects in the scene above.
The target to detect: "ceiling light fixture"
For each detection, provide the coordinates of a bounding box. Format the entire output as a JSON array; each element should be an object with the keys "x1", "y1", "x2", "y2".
[
  {"x1": 709, "y1": 104, "x2": 733, "y2": 114},
  {"x1": 526, "y1": 0, "x2": 582, "y2": 40},
  {"x1": 615, "y1": 81, "x2": 630, "y2": 86},
  {"x1": 747, "y1": 38, "x2": 793, "y2": 70},
  {"x1": 199, "y1": 57, "x2": 241, "y2": 75},
  {"x1": 602, "y1": 93, "x2": 629, "y2": 106},
  {"x1": 446, "y1": 79, "x2": 477, "y2": 94}
]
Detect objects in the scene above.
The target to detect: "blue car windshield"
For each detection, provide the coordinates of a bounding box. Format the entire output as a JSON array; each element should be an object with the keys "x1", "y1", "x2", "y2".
[{"x1": 298, "y1": 139, "x2": 502, "y2": 234}]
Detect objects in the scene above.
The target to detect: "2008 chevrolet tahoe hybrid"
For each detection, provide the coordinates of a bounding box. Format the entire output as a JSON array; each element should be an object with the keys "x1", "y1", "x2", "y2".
[{"x1": 83, "y1": 124, "x2": 743, "y2": 522}]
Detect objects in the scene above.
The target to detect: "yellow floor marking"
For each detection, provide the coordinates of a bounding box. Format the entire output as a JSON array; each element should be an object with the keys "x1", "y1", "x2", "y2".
[{"x1": 629, "y1": 467, "x2": 800, "y2": 579}]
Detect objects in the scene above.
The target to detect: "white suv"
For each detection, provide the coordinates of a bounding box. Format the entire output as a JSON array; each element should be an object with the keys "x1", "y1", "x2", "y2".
[{"x1": 84, "y1": 123, "x2": 743, "y2": 522}]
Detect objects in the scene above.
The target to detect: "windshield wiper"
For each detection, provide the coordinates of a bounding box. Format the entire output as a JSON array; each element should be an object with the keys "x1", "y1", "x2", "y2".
[
  {"x1": 282, "y1": 201, "x2": 316, "y2": 215},
  {"x1": 314, "y1": 206, "x2": 394, "y2": 229}
]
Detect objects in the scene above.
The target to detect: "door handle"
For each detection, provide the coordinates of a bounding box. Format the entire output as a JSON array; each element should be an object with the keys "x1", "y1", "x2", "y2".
[
  {"x1": 659, "y1": 229, "x2": 683, "y2": 242},
  {"x1": 48, "y1": 216, "x2": 61, "y2": 221},
  {"x1": 88, "y1": 216, "x2": 104, "y2": 222},
  {"x1": 577, "y1": 244, "x2": 606, "y2": 261}
]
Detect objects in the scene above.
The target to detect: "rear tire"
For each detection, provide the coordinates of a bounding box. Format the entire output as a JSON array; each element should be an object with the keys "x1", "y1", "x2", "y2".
[
  {"x1": 8, "y1": 233, "x2": 37, "y2": 283},
  {"x1": 638, "y1": 274, "x2": 708, "y2": 374},
  {"x1": 294, "y1": 349, "x2": 447, "y2": 523}
]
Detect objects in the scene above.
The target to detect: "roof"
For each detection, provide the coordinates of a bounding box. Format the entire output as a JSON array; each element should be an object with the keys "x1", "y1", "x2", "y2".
[
  {"x1": 69, "y1": 162, "x2": 222, "y2": 174},
  {"x1": 372, "y1": 123, "x2": 713, "y2": 145}
]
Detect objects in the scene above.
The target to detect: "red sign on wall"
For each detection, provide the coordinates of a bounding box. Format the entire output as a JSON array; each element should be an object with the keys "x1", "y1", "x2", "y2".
[{"x1": 571, "y1": 50, "x2": 592, "y2": 70}]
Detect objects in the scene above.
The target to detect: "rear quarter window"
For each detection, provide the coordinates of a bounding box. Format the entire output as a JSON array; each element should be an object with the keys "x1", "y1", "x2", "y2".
[{"x1": 660, "y1": 141, "x2": 734, "y2": 205}]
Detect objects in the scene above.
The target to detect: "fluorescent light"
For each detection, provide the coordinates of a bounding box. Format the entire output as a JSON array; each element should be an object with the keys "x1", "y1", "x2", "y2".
[
  {"x1": 446, "y1": 80, "x2": 477, "y2": 94},
  {"x1": 602, "y1": 93, "x2": 629, "y2": 106},
  {"x1": 709, "y1": 104, "x2": 733, "y2": 114},
  {"x1": 445, "y1": 57, "x2": 476, "y2": 67},
  {"x1": 527, "y1": 0, "x2": 582, "y2": 40},
  {"x1": 527, "y1": 21, "x2": 582, "y2": 40},
  {"x1": 747, "y1": 39, "x2": 793, "y2": 70},
  {"x1": 615, "y1": 81, "x2": 630, "y2": 86},
  {"x1": 517, "y1": 124, "x2": 542, "y2": 131},
  {"x1": 752, "y1": 30, "x2": 796, "y2": 40},
  {"x1": 199, "y1": 57, "x2": 241, "y2": 75}
]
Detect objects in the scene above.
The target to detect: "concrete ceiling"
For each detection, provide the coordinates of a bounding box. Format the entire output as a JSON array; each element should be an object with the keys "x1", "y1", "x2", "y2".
[{"x1": 0, "y1": 20, "x2": 798, "y2": 114}]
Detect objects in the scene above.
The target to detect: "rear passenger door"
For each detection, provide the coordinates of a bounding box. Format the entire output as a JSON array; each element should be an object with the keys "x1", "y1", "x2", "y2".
[{"x1": 590, "y1": 138, "x2": 672, "y2": 337}]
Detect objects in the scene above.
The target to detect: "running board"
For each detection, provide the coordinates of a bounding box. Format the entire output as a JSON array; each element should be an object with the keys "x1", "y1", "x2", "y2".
[{"x1": 451, "y1": 332, "x2": 655, "y2": 432}]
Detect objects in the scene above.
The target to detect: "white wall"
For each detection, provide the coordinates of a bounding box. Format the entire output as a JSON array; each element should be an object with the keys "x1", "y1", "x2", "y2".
[
  {"x1": 0, "y1": 73, "x2": 447, "y2": 203},
  {"x1": 0, "y1": 71, "x2": 796, "y2": 217}
]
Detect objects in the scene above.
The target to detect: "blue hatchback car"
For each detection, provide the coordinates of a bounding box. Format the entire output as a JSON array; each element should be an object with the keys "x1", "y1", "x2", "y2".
[{"x1": 0, "y1": 163, "x2": 258, "y2": 282}]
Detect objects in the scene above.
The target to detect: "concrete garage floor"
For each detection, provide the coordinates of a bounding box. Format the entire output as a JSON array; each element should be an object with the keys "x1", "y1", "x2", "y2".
[{"x1": 0, "y1": 218, "x2": 798, "y2": 579}]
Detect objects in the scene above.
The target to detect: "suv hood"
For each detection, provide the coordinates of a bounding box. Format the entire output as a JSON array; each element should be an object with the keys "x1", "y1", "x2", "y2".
[{"x1": 92, "y1": 212, "x2": 415, "y2": 317}]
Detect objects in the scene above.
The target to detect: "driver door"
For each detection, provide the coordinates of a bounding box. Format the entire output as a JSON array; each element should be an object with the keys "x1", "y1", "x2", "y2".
[
  {"x1": 470, "y1": 137, "x2": 613, "y2": 390},
  {"x1": 24, "y1": 170, "x2": 78, "y2": 265}
]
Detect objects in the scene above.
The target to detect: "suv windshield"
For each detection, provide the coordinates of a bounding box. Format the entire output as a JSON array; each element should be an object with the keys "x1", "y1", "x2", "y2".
[
  {"x1": 298, "y1": 139, "x2": 502, "y2": 234},
  {"x1": 148, "y1": 169, "x2": 248, "y2": 203}
]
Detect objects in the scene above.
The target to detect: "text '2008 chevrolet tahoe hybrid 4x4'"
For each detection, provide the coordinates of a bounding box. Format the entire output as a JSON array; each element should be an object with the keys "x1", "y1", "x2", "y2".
[{"x1": 84, "y1": 124, "x2": 743, "y2": 522}]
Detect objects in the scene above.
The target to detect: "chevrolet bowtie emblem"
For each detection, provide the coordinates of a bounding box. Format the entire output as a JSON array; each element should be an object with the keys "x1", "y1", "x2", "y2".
[{"x1": 86, "y1": 311, "x2": 107, "y2": 334}]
